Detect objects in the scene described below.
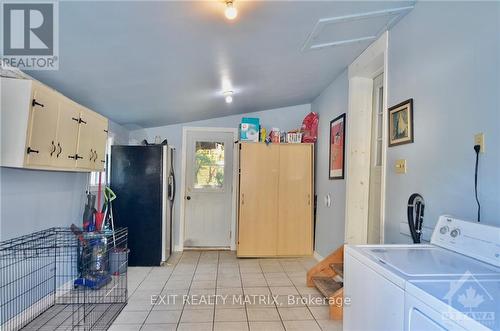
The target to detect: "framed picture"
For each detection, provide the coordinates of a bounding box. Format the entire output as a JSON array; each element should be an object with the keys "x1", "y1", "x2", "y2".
[
  {"x1": 329, "y1": 113, "x2": 346, "y2": 179},
  {"x1": 388, "y1": 99, "x2": 414, "y2": 147}
]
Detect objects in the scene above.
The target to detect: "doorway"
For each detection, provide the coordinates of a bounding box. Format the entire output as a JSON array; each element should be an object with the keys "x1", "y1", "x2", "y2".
[
  {"x1": 345, "y1": 32, "x2": 388, "y2": 244},
  {"x1": 367, "y1": 73, "x2": 384, "y2": 244},
  {"x1": 182, "y1": 128, "x2": 237, "y2": 248}
]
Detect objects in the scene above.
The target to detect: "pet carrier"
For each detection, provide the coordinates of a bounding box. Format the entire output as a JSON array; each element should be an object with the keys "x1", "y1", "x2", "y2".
[{"x1": 0, "y1": 227, "x2": 128, "y2": 331}]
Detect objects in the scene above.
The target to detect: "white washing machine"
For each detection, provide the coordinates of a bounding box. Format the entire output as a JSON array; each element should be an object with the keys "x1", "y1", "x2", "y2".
[{"x1": 344, "y1": 215, "x2": 500, "y2": 331}]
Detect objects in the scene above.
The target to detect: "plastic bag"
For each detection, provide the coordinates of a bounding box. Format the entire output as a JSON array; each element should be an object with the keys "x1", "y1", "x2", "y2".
[{"x1": 301, "y1": 112, "x2": 319, "y2": 143}]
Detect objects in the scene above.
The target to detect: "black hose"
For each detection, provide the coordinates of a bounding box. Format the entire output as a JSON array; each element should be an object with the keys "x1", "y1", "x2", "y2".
[
  {"x1": 408, "y1": 193, "x2": 425, "y2": 244},
  {"x1": 474, "y1": 145, "x2": 481, "y2": 222}
]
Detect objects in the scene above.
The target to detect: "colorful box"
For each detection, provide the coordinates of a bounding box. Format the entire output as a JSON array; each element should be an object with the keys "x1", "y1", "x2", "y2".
[{"x1": 240, "y1": 117, "x2": 260, "y2": 142}]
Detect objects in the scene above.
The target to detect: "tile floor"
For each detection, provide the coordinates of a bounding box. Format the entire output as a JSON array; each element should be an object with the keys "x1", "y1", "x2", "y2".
[{"x1": 110, "y1": 251, "x2": 342, "y2": 331}]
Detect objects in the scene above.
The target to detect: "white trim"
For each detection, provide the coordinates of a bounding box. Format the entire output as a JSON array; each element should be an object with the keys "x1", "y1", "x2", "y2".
[
  {"x1": 345, "y1": 31, "x2": 389, "y2": 245},
  {"x1": 179, "y1": 127, "x2": 239, "y2": 252},
  {"x1": 380, "y1": 33, "x2": 389, "y2": 244},
  {"x1": 302, "y1": 5, "x2": 413, "y2": 51},
  {"x1": 313, "y1": 251, "x2": 324, "y2": 262}
]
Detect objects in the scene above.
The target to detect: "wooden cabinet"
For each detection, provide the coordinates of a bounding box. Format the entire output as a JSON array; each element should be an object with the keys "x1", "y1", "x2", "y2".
[
  {"x1": 237, "y1": 143, "x2": 314, "y2": 257},
  {"x1": 0, "y1": 76, "x2": 108, "y2": 172},
  {"x1": 238, "y1": 144, "x2": 280, "y2": 256},
  {"x1": 75, "y1": 108, "x2": 95, "y2": 169},
  {"x1": 25, "y1": 82, "x2": 60, "y2": 167},
  {"x1": 53, "y1": 98, "x2": 80, "y2": 168},
  {"x1": 277, "y1": 144, "x2": 313, "y2": 256},
  {"x1": 91, "y1": 115, "x2": 109, "y2": 171}
]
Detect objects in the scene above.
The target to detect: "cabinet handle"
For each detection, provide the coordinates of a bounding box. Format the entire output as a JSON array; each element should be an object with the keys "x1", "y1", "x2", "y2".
[
  {"x1": 241, "y1": 193, "x2": 244, "y2": 205},
  {"x1": 103, "y1": 129, "x2": 108, "y2": 133},
  {"x1": 89, "y1": 149, "x2": 94, "y2": 161},
  {"x1": 32, "y1": 99, "x2": 44, "y2": 108},
  {"x1": 68, "y1": 154, "x2": 83, "y2": 160},
  {"x1": 94, "y1": 151, "x2": 98, "y2": 162},
  {"x1": 71, "y1": 117, "x2": 79, "y2": 122},
  {"x1": 76, "y1": 155, "x2": 83, "y2": 160},
  {"x1": 79, "y1": 118, "x2": 87, "y2": 124},
  {"x1": 56, "y1": 143, "x2": 62, "y2": 157},
  {"x1": 100, "y1": 160, "x2": 105, "y2": 163},
  {"x1": 50, "y1": 141, "x2": 56, "y2": 156},
  {"x1": 307, "y1": 194, "x2": 311, "y2": 206},
  {"x1": 26, "y1": 147, "x2": 39, "y2": 154}
]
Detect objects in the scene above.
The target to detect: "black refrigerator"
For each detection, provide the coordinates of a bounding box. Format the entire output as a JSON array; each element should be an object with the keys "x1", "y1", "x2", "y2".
[{"x1": 110, "y1": 145, "x2": 175, "y2": 266}]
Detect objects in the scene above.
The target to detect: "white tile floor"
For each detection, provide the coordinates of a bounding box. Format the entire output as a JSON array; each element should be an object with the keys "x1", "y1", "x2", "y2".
[{"x1": 110, "y1": 251, "x2": 342, "y2": 331}]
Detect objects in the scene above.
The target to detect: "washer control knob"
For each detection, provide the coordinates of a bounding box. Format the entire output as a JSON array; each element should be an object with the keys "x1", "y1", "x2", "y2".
[
  {"x1": 450, "y1": 228, "x2": 461, "y2": 238},
  {"x1": 440, "y1": 226, "x2": 449, "y2": 234}
]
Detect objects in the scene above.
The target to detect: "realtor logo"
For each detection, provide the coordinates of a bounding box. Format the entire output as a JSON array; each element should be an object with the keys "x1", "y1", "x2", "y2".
[
  {"x1": 1, "y1": 1, "x2": 59, "y2": 70},
  {"x1": 442, "y1": 271, "x2": 496, "y2": 328}
]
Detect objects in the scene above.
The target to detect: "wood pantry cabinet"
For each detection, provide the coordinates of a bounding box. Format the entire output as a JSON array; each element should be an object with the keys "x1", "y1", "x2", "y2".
[
  {"x1": 237, "y1": 143, "x2": 314, "y2": 257},
  {"x1": 0, "y1": 77, "x2": 108, "y2": 172}
]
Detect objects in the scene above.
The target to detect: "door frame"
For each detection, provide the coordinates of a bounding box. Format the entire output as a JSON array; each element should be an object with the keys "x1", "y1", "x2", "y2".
[
  {"x1": 344, "y1": 31, "x2": 388, "y2": 244},
  {"x1": 179, "y1": 126, "x2": 239, "y2": 251}
]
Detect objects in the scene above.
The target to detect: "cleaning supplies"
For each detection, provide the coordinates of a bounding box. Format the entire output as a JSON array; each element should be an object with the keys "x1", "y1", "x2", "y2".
[
  {"x1": 270, "y1": 128, "x2": 280, "y2": 143},
  {"x1": 260, "y1": 127, "x2": 267, "y2": 142},
  {"x1": 83, "y1": 193, "x2": 96, "y2": 232}
]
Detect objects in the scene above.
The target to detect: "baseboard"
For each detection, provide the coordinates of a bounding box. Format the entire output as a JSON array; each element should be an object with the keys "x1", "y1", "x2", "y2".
[
  {"x1": 313, "y1": 251, "x2": 324, "y2": 261},
  {"x1": 173, "y1": 245, "x2": 183, "y2": 252}
]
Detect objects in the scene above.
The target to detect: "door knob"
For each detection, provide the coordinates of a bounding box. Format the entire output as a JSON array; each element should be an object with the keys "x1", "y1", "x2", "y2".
[{"x1": 186, "y1": 196, "x2": 191, "y2": 200}]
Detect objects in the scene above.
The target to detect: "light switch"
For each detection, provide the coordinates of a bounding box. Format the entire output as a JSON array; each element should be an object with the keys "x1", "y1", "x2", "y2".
[
  {"x1": 474, "y1": 133, "x2": 485, "y2": 153},
  {"x1": 395, "y1": 159, "x2": 407, "y2": 174}
]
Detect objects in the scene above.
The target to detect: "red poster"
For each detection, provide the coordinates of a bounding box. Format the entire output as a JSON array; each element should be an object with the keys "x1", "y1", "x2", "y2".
[{"x1": 329, "y1": 114, "x2": 346, "y2": 179}]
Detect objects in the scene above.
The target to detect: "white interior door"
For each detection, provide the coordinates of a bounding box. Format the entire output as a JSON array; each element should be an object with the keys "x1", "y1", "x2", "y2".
[
  {"x1": 184, "y1": 130, "x2": 234, "y2": 247},
  {"x1": 367, "y1": 73, "x2": 384, "y2": 244}
]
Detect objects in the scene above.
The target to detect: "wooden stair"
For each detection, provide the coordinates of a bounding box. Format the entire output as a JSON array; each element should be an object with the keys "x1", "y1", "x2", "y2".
[{"x1": 306, "y1": 245, "x2": 344, "y2": 320}]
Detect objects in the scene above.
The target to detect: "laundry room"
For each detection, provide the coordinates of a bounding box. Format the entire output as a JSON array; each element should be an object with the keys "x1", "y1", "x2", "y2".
[{"x1": 0, "y1": 1, "x2": 499, "y2": 331}]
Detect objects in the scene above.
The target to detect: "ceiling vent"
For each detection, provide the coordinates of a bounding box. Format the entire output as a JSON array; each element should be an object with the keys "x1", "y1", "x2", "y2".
[{"x1": 302, "y1": 5, "x2": 414, "y2": 51}]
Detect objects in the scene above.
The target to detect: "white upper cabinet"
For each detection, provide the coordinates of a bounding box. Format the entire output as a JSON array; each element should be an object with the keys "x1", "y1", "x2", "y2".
[
  {"x1": 75, "y1": 107, "x2": 95, "y2": 170},
  {"x1": 53, "y1": 98, "x2": 80, "y2": 168},
  {"x1": 0, "y1": 76, "x2": 109, "y2": 172},
  {"x1": 91, "y1": 114, "x2": 109, "y2": 171},
  {"x1": 25, "y1": 82, "x2": 60, "y2": 167}
]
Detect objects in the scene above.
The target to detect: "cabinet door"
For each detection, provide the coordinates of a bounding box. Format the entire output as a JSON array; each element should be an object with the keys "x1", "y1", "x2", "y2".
[
  {"x1": 25, "y1": 84, "x2": 59, "y2": 166},
  {"x1": 237, "y1": 143, "x2": 279, "y2": 256},
  {"x1": 53, "y1": 98, "x2": 79, "y2": 168},
  {"x1": 92, "y1": 117, "x2": 108, "y2": 171},
  {"x1": 277, "y1": 144, "x2": 313, "y2": 256},
  {"x1": 75, "y1": 108, "x2": 94, "y2": 169}
]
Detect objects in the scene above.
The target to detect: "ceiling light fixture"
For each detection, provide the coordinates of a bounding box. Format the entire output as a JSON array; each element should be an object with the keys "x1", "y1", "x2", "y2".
[
  {"x1": 224, "y1": 0, "x2": 238, "y2": 20},
  {"x1": 223, "y1": 91, "x2": 234, "y2": 103}
]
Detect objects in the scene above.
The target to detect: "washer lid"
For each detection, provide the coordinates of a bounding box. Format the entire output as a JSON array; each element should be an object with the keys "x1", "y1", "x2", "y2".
[{"x1": 362, "y1": 246, "x2": 500, "y2": 277}]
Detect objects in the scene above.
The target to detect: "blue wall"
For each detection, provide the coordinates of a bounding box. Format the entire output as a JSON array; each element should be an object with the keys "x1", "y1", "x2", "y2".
[
  {"x1": 0, "y1": 168, "x2": 87, "y2": 240},
  {"x1": 384, "y1": 1, "x2": 500, "y2": 242},
  {"x1": 311, "y1": 1, "x2": 500, "y2": 252},
  {"x1": 311, "y1": 70, "x2": 349, "y2": 257}
]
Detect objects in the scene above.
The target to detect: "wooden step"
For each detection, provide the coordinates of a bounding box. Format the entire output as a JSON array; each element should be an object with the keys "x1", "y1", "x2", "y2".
[
  {"x1": 330, "y1": 263, "x2": 343, "y2": 278},
  {"x1": 312, "y1": 276, "x2": 343, "y2": 298}
]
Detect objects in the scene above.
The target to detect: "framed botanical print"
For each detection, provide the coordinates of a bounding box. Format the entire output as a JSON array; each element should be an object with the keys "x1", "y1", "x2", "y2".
[
  {"x1": 388, "y1": 99, "x2": 414, "y2": 147},
  {"x1": 329, "y1": 113, "x2": 346, "y2": 179}
]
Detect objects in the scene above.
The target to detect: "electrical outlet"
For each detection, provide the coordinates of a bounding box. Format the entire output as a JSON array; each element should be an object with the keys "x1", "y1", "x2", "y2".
[{"x1": 474, "y1": 133, "x2": 485, "y2": 153}]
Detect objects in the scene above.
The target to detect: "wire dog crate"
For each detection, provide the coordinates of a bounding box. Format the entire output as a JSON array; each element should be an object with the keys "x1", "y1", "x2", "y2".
[{"x1": 0, "y1": 227, "x2": 128, "y2": 331}]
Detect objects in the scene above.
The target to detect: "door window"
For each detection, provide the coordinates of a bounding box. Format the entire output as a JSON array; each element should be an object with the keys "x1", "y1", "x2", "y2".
[{"x1": 193, "y1": 141, "x2": 225, "y2": 189}]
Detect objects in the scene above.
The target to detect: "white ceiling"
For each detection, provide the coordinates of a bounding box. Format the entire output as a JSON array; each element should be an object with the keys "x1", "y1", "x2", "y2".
[{"x1": 29, "y1": 1, "x2": 413, "y2": 128}]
